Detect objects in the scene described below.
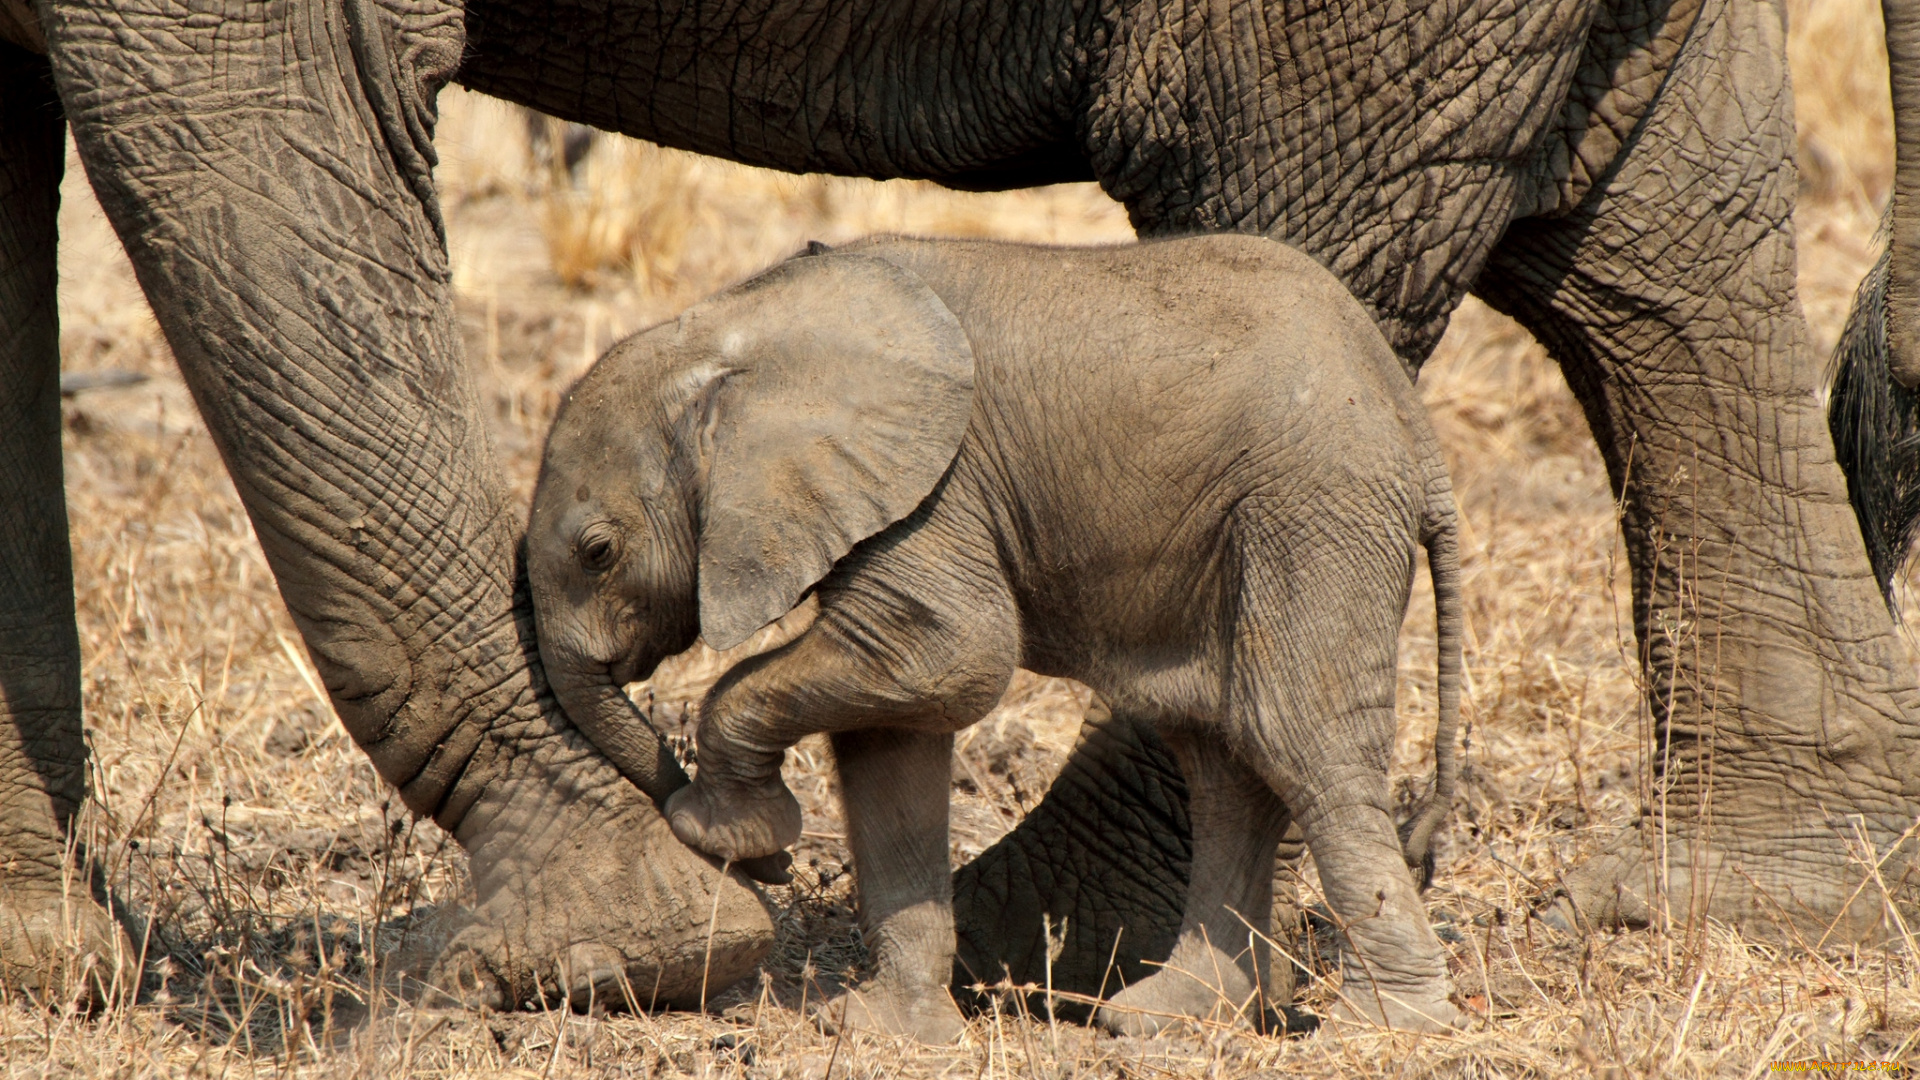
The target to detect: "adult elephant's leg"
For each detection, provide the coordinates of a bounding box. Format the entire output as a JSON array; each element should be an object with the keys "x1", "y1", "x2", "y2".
[
  {"x1": 950, "y1": 698, "x2": 1191, "y2": 1013},
  {"x1": 37, "y1": 0, "x2": 771, "y2": 1007},
  {"x1": 1478, "y1": 0, "x2": 1920, "y2": 939},
  {"x1": 0, "y1": 42, "x2": 131, "y2": 1007}
]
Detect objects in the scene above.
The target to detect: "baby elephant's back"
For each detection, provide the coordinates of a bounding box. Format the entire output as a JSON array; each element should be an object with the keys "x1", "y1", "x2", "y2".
[
  {"x1": 846, "y1": 235, "x2": 1440, "y2": 642},
  {"x1": 851, "y1": 233, "x2": 1437, "y2": 514}
]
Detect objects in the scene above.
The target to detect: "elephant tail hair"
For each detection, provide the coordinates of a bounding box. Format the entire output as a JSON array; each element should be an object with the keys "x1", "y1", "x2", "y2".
[
  {"x1": 1828, "y1": 223, "x2": 1920, "y2": 606},
  {"x1": 1400, "y1": 478, "x2": 1464, "y2": 892}
]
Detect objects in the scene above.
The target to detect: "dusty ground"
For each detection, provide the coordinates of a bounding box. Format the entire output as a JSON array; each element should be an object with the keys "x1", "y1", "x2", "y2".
[{"x1": 6, "y1": 1, "x2": 1919, "y2": 1074}]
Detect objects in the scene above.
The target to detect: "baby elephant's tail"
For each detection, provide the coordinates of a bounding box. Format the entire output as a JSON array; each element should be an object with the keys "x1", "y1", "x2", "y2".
[{"x1": 1399, "y1": 477, "x2": 1464, "y2": 891}]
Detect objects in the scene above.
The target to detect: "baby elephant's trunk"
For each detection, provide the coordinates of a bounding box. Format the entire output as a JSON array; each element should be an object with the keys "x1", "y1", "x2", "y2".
[{"x1": 1399, "y1": 473, "x2": 1464, "y2": 890}]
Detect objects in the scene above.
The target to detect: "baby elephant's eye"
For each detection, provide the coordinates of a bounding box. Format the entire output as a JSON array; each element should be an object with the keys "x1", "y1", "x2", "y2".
[{"x1": 576, "y1": 523, "x2": 622, "y2": 574}]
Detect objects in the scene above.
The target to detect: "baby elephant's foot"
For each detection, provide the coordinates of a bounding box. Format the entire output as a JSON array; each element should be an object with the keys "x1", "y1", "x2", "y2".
[
  {"x1": 664, "y1": 775, "x2": 802, "y2": 862},
  {"x1": 816, "y1": 983, "x2": 966, "y2": 1044},
  {"x1": 1331, "y1": 988, "x2": 1465, "y2": 1033},
  {"x1": 1096, "y1": 954, "x2": 1261, "y2": 1037}
]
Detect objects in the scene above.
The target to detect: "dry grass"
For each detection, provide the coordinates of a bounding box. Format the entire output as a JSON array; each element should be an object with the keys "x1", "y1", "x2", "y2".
[{"x1": 6, "y1": 3, "x2": 1917, "y2": 1073}]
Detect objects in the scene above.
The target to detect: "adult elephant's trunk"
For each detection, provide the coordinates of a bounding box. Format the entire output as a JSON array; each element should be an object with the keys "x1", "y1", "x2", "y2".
[
  {"x1": 38, "y1": 0, "x2": 772, "y2": 1005},
  {"x1": 44, "y1": 0, "x2": 505, "y2": 836},
  {"x1": 1887, "y1": 0, "x2": 1920, "y2": 387},
  {"x1": 1826, "y1": 1, "x2": 1920, "y2": 594}
]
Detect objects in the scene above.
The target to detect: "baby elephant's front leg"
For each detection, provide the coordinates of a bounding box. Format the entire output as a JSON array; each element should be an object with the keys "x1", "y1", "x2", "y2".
[
  {"x1": 667, "y1": 577, "x2": 1014, "y2": 1043},
  {"x1": 666, "y1": 601, "x2": 1014, "y2": 868},
  {"x1": 663, "y1": 771, "x2": 803, "y2": 864},
  {"x1": 662, "y1": 648, "x2": 816, "y2": 863},
  {"x1": 819, "y1": 728, "x2": 966, "y2": 1043}
]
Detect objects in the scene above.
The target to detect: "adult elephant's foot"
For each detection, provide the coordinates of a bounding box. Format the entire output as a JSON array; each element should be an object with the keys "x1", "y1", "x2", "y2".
[
  {"x1": 664, "y1": 774, "x2": 802, "y2": 863},
  {"x1": 1328, "y1": 990, "x2": 1464, "y2": 1033},
  {"x1": 1095, "y1": 935, "x2": 1262, "y2": 1037},
  {"x1": 0, "y1": 886, "x2": 133, "y2": 1008},
  {"x1": 1525, "y1": 582, "x2": 1920, "y2": 940},
  {"x1": 816, "y1": 983, "x2": 967, "y2": 1044},
  {"x1": 430, "y1": 743, "x2": 775, "y2": 1011},
  {"x1": 1535, "y1": 558, "x2": 1920, "y2": 944},
  {"x1": 1540, "y1": 802, "x2": 1920, "y2": 943}
]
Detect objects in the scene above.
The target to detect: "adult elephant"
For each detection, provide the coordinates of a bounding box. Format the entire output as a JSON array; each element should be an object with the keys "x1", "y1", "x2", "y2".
[{"x1": 3, "y1": 0, "x2": 1918, "y2": 1011}]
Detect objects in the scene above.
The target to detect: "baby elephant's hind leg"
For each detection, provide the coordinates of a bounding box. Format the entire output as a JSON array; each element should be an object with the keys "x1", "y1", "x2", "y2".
[
  {"x1": 1298, "y1": 797, "x2": 1460, "y2": 1031},
  {"x1": 1097, "y1": 729, "x2": 1292, "y2": 1037},
  {"x1": 1229, "y1": 513, "x2": 1462, "y2": 1033}
]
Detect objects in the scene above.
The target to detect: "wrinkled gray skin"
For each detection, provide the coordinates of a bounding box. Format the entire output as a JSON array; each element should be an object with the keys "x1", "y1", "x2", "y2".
[
  {"x1": 5, "y1": 0, "x2": 1920, "y2": 1014},
  {"x1": 529, "y1": 236, "x2": 1467, "y2": 1037}
]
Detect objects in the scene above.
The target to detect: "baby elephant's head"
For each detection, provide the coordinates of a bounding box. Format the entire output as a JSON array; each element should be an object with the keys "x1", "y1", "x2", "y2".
[{"x1": 527, "y1": 252, "x2": 975, "y2": 784}]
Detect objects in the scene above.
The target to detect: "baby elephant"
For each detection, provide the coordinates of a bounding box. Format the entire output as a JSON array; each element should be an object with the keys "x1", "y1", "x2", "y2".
[{"x1": 527, "y1": 234, "x2": 1464, "y2": 1038}]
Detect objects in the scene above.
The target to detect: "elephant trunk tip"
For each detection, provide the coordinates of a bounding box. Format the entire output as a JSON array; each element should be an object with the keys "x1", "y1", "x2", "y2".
[{"x1": 546, "y1": 665, "x2": 693, "y2": 803}]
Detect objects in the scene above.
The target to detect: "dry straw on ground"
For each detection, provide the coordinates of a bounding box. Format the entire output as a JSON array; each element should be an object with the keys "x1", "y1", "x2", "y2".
[{"x1": 7, "y1": 2, "x2": 1918, "y2": 1074}]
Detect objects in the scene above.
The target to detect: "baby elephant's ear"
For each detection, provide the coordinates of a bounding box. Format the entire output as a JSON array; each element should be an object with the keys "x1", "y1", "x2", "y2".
[{"x1": 687, "y1": 253, "x2": 975, "y2": 651}]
